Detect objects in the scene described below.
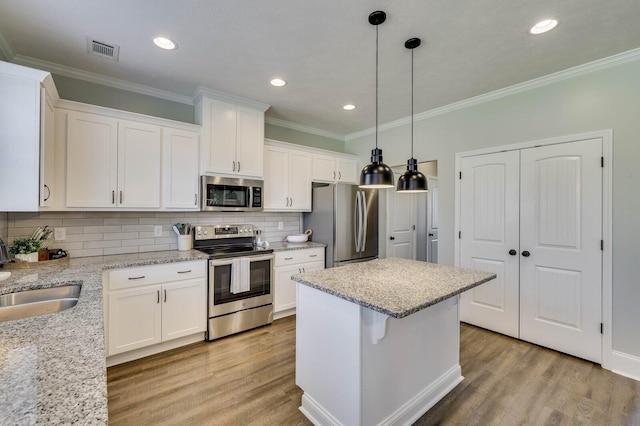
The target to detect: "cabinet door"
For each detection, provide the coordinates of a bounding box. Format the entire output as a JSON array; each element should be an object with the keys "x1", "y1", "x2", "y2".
[
  {"x1": 264, "y1": 145, "x2": 289, "y2": 209},
  {"x1": 162, "y1": 128, "x2": 199, "y2": 209},
  {"x1": 108, "y1": 285, "x2": 162, "y2": 355},
  {"x1": 205, "y1": 100, "x2": 236, "y2": 174},
  {"x1": 288, "y1": 149, "x2": 312, "y2": 211},
  {"x1": 312, "y1": 153, "x2": 337, "y2": 182},
  {"x1": 274, "y1": 264, "x2": 301, "y2": 312},
  {"x1": 162, "y1": 280, "x2": 207, "y2": 341},
  {"x1": 337, "y1": 157, "x2": 358, "y2": 184},
  {"x1": 66, "y1": 111, "x2": 118, "y2": 208},
  {"x1": 236, "y1": 107, "x2": 264, "y2": 178},
  {"x1": 117, "y1": 120, "x2": 161, "y2": 208},
  {"x1": 39, "y1": 89, "x2": 55, "y2": 207}
]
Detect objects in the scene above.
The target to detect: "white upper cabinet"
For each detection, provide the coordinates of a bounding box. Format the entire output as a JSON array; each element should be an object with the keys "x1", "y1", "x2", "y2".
[
  {"x1": 65, "y1": 111, "x2": 161, "y2": 208},
  {"x1": 311, "y1": 152, "x2": 359, "y2": 184},
  {"x1": 117, "y1": 120, "x2": 162, "y2": 208},
  {"x1": 162, "y1": 128, "x2": 199, "y2": 210},
  {"x1": 264, "y1": 142, "x2": 312, "y2": 211},
  {"x1": 195, "y1": 93, "x2": 269, "y2": 179},
  {"x1": 66, "y1": 112, "x2": 119, "y2": 208},
  {"x1": 0, "y1": 61, "x2": 59, "y2": 212}
]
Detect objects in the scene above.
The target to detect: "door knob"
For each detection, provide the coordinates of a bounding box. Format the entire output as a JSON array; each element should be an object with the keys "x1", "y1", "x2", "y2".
[
  {"x1": 509, "y1": 249, "x2": 517, "y2": 256},
  {"x1": 390, "y1": 236, "x2": 395, "y2": 240},
  {"x1": 522, "y1": 250, "x2": 531, "y2": 257}
]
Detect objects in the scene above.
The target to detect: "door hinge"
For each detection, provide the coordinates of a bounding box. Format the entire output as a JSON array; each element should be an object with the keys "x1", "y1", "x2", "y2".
[
  {"x1": 601, "y1": 157, "x2": 604, "y2": 167},
  {"x1": 459, "y1": 171, "x2": 462, "y2": 179},
  {"x1": 600, "y1": 323, "x2": 603, "y2": 334},
  {"x1": 458, "y1": 231, "x2": 461, "y2": 239},
  {"x1": 601, "y1": 240, "x2": 604, "y2": 251}
]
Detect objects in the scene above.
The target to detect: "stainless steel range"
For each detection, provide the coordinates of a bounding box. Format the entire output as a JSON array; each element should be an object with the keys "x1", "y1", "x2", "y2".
[{"x1": 194, "y1": 224, "x2": 274, "y2": 341}]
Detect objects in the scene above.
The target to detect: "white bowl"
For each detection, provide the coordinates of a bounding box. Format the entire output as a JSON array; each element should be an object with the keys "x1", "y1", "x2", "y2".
[
  {"x1": 0, "y1": 271, "x2": 11, "y2": 282},
  {"x1": 286, "y1": 234, "x2": 308, "y2": 243}
]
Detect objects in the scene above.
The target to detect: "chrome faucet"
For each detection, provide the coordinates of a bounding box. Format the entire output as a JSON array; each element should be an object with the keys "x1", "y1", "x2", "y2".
[{"x1": 0, "y1": 236, "x2": 11, "y2": 264}]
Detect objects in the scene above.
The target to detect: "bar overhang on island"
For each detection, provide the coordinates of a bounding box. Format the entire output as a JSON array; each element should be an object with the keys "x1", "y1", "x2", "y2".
[{"x1": 292, "y1": 257, "x2": 496, "y2": 426}]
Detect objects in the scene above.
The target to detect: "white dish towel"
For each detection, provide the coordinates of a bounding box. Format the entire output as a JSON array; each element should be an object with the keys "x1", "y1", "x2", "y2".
[{"x1": 230, "y1": 258, "x2": 251, "y2": 294}]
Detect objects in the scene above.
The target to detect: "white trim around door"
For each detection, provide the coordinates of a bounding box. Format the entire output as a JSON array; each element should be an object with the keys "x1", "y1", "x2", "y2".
[{"x1": 454, "y1": 129, "x2": 613, "y2": 371}]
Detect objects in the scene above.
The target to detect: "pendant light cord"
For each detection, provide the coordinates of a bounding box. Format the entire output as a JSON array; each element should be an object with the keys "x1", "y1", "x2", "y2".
[
  {"x1": 375, "y1": 24, "x2": 379, "y2": 150},
  {"x1": 411, "y1": 47, "x2": 414, "y2": 159}
]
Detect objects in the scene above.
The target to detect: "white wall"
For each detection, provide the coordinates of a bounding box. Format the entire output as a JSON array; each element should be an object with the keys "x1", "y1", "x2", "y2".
[{"x1": 347, "y1": 56, "x2": 640, "y2": 358}]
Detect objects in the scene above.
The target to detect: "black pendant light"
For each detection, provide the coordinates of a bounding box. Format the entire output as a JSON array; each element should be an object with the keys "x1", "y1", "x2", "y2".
[
  {"x1": 397, "y1": 37, "x2": 428, "y2": 193},
  {"x1": 359, "y1": 10, "x2": 395, "y2": 189}
]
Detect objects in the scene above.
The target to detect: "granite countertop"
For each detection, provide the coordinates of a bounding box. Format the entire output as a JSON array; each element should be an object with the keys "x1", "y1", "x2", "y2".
[
  {"x1": 292, "y1": 258, "x2": 496, "y2": 319},
  {"x1": 0, "y1": 250, "x2": 209, "y2": 425},
  {"x1": 269, "y1": 241, "x2": 326, "y2": 252}
]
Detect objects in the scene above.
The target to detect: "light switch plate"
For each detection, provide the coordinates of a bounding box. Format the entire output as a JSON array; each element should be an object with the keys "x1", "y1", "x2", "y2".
[
  {"x1": 154, "y1": 225, "x2": 163, "y2": 237},
  {"x1": 278, "y1": 222, "x2": 284, "y2": 230}
]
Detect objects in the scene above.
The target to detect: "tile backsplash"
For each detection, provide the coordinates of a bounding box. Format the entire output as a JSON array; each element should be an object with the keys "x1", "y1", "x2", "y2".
[{"x1": 4, "y1": 211, "x2": 301, "y2": 258}]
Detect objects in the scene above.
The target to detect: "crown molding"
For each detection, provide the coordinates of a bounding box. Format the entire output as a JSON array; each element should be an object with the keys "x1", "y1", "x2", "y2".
[
  {"x1": 10, "y1": 54, "x2": 194, "y2": 105},
  {"x1": 345, "y1": 47, "x2": 640, "y2": 141},
  {"x1": 0, "y1": 27, "x2": 16, "y2": 61},
  {"x1": 265, "y1": 117, "x2": 345, "y2": 141},
  {"x1": 192, "y1": 86, "x2": 270, "y2": 112}
]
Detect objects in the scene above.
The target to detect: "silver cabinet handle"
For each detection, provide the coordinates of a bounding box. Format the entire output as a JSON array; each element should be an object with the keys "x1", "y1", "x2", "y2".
[
  {"x1": 233, "y1": 161, "x2": 236, "y2": 172},
  {"x1": 164, "y1": 289, "x2": 167, "y2": 303},
  {"x1": 112, "y1": 190, "x2": 115, "y2": 204},
  {"x1": 177, "y1": 270, "x2": 192, "y2": 274},
  {"x1": 285, "y1": 257, "x2": 293, "y2": 260},
  {"x1": 43, "y1": 184, "x2": 51, "y2": 202},
  {"x1": 298, "y1": 268, "x2": 302, "y2": 273},
  {"x1": 238, "y1": 162, "x2": 241, "y2": 173},
  {"x1": 157, "y1": 290, "x2": 160, "y2": 303},
  {"x1": 128, "y1": 276, "x2": 146, "y2": 280},
  {"x1": 339, "y1": 172, "x2": 342, "y2": 180},
  {"x1": 195, "y1": 193, "x2": 198, "y2": 206},
  {"x1": 120, "y1": 190, "x2": 123, "y2": 204},
  {"x1": 333, "y1": 171, "x2": 336, "y2": 179},
  {"x1": 309, "y1": 254, "x2": 317, "y2": 257}
]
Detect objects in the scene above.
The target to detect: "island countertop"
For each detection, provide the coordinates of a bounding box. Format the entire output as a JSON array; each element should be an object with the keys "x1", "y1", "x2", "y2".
[
  {"x1": 0, "y1": 250, "x2": 209, "y2": 425},
  {"x1": 292, "y1": 257, "x2": 496, "y2": 318}
]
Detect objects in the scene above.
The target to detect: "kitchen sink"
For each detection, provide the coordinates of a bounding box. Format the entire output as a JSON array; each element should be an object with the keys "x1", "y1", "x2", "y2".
[{"x1": 0, "y1": 285, "x2": 81, "y2": 322}]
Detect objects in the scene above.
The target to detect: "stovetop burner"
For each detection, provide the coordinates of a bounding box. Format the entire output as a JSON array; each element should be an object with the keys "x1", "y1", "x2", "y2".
[{"x1": 193, "y1": 224, "x2": 273, "y2": 259}]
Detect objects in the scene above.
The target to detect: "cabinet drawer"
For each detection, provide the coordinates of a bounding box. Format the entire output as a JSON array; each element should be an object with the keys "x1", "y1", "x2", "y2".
[
  {"x1": 274, "y1": 248, "x2": 324, "y2": 266},
  {"x1": 108, "y1": 260, "x2": 206, "y2": 290}
]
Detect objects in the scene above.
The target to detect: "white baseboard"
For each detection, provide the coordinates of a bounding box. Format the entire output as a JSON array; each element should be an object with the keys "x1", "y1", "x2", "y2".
[
  {"x1": 106, "y1": 333, "x2": 205, "y2": 367},
  {"x1": 382, "y1": 365, "x2": 463, "y2": 426},
  {"x1": 299, "y1": 365, "x2": 463, "y2": 426},
  {"x1": 611, "y1": 350, "x2": 640, "y2": 382}
]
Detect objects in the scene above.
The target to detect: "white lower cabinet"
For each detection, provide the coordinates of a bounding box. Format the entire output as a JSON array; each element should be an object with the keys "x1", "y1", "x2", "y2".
[
  {"x1": 105, "y1": 260, "x2": 206, "y2": 365},
  {"x1": 273, "y1": 248, "x2": 325, "y2": 318}
]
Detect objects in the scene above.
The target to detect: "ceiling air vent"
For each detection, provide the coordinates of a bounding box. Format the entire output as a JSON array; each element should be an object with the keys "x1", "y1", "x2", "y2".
[{"x1": 87, "y1": 38, "x2": 120, "y2": 61}]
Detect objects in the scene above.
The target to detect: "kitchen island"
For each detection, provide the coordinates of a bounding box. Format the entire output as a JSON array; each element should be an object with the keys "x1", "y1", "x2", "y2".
[{"x1": 292, "y1": 258, "x2": 495, "y2": 426}]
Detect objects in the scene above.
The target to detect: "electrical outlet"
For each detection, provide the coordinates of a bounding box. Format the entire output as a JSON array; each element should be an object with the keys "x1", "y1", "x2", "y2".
[
  {"x1": 154, "y1": 225, "x2": 163, "y2": 237},
  {"x1": 54, "y1": 227, "x2": 66, "y2": 241},
  {"x1": 278, "y1": 222, "x2": 284, "y2": 230}
]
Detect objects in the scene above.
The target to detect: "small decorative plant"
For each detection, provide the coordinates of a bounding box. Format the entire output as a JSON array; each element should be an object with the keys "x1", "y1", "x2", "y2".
[{"x1": 10, "y1": 238, "x2": 43, "y2": 254}]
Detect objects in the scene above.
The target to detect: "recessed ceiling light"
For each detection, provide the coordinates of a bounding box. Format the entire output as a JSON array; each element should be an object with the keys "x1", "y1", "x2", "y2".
[
  {"x1": 529, "y1": 19, "x2": 558, "y2": 35},
  {"x1": 153, "y1": 36, "x2": 177, "y2": 50},
  {"x1": 270, "y1": 78, "x2": 287, "y2": 87},
  {"x1": 343, "y1": 104, "x2": 356, "y2": 111}
]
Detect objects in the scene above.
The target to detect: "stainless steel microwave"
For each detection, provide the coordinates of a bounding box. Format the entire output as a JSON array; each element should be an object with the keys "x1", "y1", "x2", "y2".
[{"x1": 200, "y1": 176, "x2": 264, "y2": 212}]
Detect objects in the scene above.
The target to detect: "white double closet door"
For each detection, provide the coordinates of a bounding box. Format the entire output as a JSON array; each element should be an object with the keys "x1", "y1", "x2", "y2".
[{"x1": 459, "y1": 138, "x2": 603, "y2": 363}]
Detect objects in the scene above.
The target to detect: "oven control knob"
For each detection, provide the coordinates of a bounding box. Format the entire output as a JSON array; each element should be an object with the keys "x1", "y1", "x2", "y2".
[{"x1": 203, "y1": 230, "x2": 208, "y2": 235}]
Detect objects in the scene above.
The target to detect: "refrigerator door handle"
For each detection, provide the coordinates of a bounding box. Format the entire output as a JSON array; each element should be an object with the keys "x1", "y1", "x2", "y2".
[
  {"x1": 354, "y1": 190, "x2": 361, "y2": 252},
  {"x1": 360, "y1": 191, "x2": 368, "y2": 252}
]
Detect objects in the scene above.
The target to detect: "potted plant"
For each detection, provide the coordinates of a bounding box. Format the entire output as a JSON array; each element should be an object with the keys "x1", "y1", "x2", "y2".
[{"x1": 10, "y1": 237, "x2": 44, "y2": 262}]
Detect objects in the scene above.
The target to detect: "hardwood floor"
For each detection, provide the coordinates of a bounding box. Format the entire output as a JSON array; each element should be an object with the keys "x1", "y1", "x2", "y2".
[{"x1": 108, "y1": 317, "x2": 640, "y2": 425}]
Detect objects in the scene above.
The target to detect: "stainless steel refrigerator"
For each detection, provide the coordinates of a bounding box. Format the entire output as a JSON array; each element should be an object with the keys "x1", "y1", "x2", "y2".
[{"x1": 303, "y1": 183, "x2": 379, "y2": 268}]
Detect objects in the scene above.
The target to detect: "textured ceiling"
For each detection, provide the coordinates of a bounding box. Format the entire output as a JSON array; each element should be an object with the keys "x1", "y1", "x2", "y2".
[{"x1": 1, "y1": 0, "x2": 640, "y2": 137}]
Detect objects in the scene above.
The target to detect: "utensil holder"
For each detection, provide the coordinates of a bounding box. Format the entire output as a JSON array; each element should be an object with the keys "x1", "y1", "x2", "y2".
[{"x1": 177, "y1": 235, "x2": 192, "y2": 251}]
